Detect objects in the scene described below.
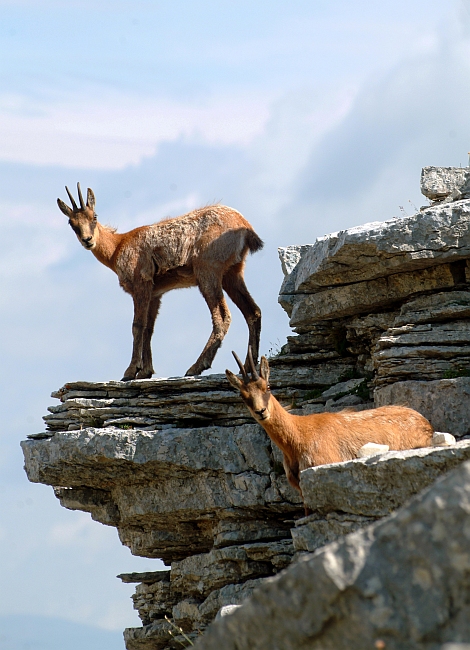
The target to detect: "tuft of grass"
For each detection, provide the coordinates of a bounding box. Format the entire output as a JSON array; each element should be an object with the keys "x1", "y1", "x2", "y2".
[
  {"x1": 303, "y1": 388, "x2": 325, "y2": 400},
  {"x1": 352, "y1": 381, "x2": 371, "y2": 401},
  {"x1": 443, "y1": 367, "x2": 470, "y2": 379},
  {"x1": 265, "y1": 339, "x2": 282, "y2": 359},
  {"x1": 164, "y1": 615, "x2": 194, "y2": 647}
]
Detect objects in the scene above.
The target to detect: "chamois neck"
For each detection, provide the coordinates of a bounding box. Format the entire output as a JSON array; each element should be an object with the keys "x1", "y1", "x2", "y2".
[
  {"x1": 260, "y1": 395, "x2": 299, "y2": 456},
  {"x1": 92, "y1": 223, "x2": 123, "y2": 270}
]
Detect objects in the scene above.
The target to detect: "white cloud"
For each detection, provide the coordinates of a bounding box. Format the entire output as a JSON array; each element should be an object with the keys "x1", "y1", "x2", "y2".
[{"x1": 0, "y1": 88, "x2": 272, "y2": 169}]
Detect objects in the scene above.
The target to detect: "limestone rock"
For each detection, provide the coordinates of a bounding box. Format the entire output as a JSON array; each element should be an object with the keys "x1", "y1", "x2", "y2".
[
  {"x1": 421, "y1": 166, "x2": 470, "y2": 201},
  {"x1": 198, "y1": 579, "x2": 264, "y2": 624},
  {"x1": 21, "y1": 424, "x2": 302, "y2": 562},
  {"x1": 356, "y1": 443, "x2": 389, "y2": 458},
  {"x1": 374, "y1": 378, "x2": 470, "y2": 437},
  {"x1": 288, "y1": 263, "x2": 458, "y2": 328},
  {"x1": 299, "y1": 440, "x2": 470, "y2": 517},
  {"x1": 215, "y1": 604, "x2": 241, "y2": 619},
  {"x1": 192, "y1": 460, "x2": 470, "y2": 650},
  {"x1": 394, "y1": 290, "x2": 470, "y2": 326},
  {"x1": 42, "y1": 365, "x2": 360, "y2": 433},
  {"x1": 432, "y1": 432, "x2": 457, "y2": 447},
  {"x1": 170, "y1": 540, "x2": 294, "y2": 598},
  {"x1": 372, "y1": 321, "x2": 470, "y2": 386},
  {"x1": 278, "y1": 200, "x2": 470, "y2": 295},
  {"x1": 291, "y1": 512, "x2": 376, "y2": 553}
]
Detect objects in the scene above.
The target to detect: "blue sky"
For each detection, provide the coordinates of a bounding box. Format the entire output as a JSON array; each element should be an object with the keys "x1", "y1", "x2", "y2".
[{"x1": 1, "y1": 1, "x2": 469, "y2": 647}]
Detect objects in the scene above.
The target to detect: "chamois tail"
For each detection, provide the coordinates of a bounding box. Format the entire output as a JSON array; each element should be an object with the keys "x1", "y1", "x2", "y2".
[{"x1": 246, "y1": 229, "x2": 264, "y2": 254}]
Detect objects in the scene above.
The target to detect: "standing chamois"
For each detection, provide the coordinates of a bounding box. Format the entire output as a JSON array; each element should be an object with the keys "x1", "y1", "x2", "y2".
[
  {"x1": 58, "y1": 184, "x2": 263, "y2": 380},
  {"x1": 226, "y1": 349, "x2": 434, "y2": 513}
]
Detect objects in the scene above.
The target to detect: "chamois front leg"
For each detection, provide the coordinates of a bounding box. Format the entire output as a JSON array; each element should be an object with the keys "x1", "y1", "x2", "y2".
[
  {"x1": 185, "y1": 281, "x2": 231, "y2": 376},
  {"x1": 122, "y1": 283, "x2": 153, "y2": 381},
  {"x1": 284, "y1": 459, "x2": 312, "y2": 517},
  {"x1": 135, "y1": 294, "x2": 161, "y2": 380}
]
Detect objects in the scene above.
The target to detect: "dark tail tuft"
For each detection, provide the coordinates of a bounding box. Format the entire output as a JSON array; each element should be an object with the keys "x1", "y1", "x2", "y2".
[{"x1": 246, "y1": 229, "x2": 264, "y2": 254}]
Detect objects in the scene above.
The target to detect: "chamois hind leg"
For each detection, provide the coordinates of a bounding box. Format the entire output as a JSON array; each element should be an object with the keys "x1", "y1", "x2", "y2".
[
  {"x1": 135, "y1": 294, "x2": 162, "y2": 380},
  {"x1": 122, "y1": 282, "x2": 153, "y2": 381},
  {"x1": 185, "y1": 280, "x2": 231, "y2": 376},
  {"x1": 222, "y1": 262, "x2": 261, "y2": 369}
]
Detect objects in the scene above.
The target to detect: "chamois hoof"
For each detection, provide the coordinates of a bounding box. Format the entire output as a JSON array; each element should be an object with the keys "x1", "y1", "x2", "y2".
[
  {"x1": 135, "y1": 370, "x2": 153, "y2": 379},
  {"x1": 121, "y1": 373, "x2": 137, "y2": 382},
  {"x1": 185, "y1": 369, "x2": 200, "y2": 376}
]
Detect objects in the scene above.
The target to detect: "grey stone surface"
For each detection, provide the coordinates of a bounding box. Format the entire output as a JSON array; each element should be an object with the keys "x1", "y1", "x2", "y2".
[
  {"x1": 170, "y1": 540, "x2": 294, "y2": 598},
  {"x1": 372, "y1": 322, "x2": 470, "y2": 386},
  {"x1": 278, "y1": 200, "x2": 470, "y2": 295},
  {"x1": 375, "y1": 378, "x2": 470, "y2": 437},
  {"x1": 22, "y1": 424, "x2": 301, "y2": 563},
  {"x1": 193, "y1": 460, "x2": 470, "y2": 650},
  {"x1": 321, "y1": 378, "x2": 367, "y2": 400},
  {"x1": 288, "y1": 263, "x2": 458, "y2": 327},
  {"x1": 198, "y1": 579, "x2": 264, "y2": 624},
  {"x1": 299, "y1": 440, "x2": 470, "y2": 517},
  {"x1": 421, "y1": 166, "x2": 470, "y2": 201},
  {"x1": 291, "y1": 512, "x2": 376, "y2": 553},
  {"x1": 394, "y1": 290, "x2": 470, "y2": 326},
  {"x1": 42, "y1": 363, "x2": 359, "y2": 432}
]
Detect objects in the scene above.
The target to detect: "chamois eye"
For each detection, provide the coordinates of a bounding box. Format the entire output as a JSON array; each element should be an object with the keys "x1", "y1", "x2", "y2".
[{"x1": 267, "y1": 385, "x2": 271, "y2": 391}]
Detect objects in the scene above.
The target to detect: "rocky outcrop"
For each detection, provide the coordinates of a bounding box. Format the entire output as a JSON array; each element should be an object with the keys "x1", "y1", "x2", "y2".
[
  {"x1": 22, "y1": 375, "x2": 305, "y2": 648},
  {"x1": 193, "y1": 459, "x2": 470, "y2": 650},
  {"x1": 278, "y1": 197, "x2": 470, "y2": 435},
  {"x1": 21, "y1": 169, "x2": 470, "y2": 648}
]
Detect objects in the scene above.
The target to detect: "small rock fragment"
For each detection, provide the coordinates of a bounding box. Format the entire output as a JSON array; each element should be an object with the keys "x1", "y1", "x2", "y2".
[
  {"x1": 431, "y1": 432, "x2": 456, "y2": 447},
  {"x1": 356, "y1": 443, "x2": 390, "y2": 458}
]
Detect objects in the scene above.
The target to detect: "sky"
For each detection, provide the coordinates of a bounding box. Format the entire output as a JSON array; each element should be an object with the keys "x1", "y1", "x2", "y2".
[{"x1": 1, "y1": 0, "x2": 470, "y2": 647}]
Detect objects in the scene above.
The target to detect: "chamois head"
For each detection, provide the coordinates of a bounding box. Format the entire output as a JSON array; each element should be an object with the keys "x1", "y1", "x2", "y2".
[
  {"x1": 226, "y1": 348, "x2": 272, "y2": 422},
  {"x1": 57, "y1": 183, "x2": 97, "y2": 250}
]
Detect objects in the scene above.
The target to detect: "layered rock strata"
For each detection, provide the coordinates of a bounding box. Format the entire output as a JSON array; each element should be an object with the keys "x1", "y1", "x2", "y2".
[
  {"x1": 23, "y1": 374, "x2": 307, "y2": 649},
  {"x1": 22, "y1": 383, "x2": 470, "y2": 649},
  {"x1": 193, "y1": 458, "x2": 470, "y2": 650},
  {"x1": 278, "y1": 197, "x2": 470, "y2": 435}
]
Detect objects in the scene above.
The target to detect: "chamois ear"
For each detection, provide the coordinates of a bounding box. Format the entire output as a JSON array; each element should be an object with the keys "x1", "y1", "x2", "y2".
[
  {"x1": 57, "y1": 198, "x2": 73, "y2": 217},
  {"x1": 260, "y1": 356, "x2": 270, "y2": 383},
  {"x1": 225, "y1": 369, "x2": 243, "y2": 391},
  {"x1": 87, "y1": 188, "x2": 96, "y2": 212}
]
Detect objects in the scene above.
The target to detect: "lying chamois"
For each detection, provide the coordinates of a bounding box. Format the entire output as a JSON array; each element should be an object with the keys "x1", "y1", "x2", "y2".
[
  {"x1": 58, "y1": 184, "x2": 263, "y2": 380},
  {"x1": 226, "y1": 350, "x2": 434, "y2": 512}
]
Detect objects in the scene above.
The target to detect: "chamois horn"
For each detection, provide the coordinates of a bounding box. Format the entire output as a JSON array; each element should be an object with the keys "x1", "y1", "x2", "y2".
[
  {"x1": 232, "y1": 350, "x2": 249, "y2": 383},
  {"x1": 77, "y1": 182, "x2": 86, "y2": 210},
  {"x1": 65, "y1": 186, "x2": 78, "y2": 211}
]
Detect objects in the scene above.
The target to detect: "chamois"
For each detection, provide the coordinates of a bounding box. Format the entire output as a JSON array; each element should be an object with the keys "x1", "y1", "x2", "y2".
[
  {"x1": 226, "y1": 349, "x2": 434, "y2": 513},
  {"x1": 58, "y1": 184, "x2": 263, "y2": 380}
]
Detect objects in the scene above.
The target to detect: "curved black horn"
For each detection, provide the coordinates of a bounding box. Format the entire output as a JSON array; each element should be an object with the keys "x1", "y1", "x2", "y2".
[
  {"x1": 77, "y1": 182, "x2": 85, "y2": 210},
  {"x1": 248, "y1": 346, "x2": 259, "y2": 380},
  {"x1": 65, "y1": 186, "x2": 78, "y2": 211},
  {"x1": 232, "y1": 351, "x2": 248, "y2": 382}
]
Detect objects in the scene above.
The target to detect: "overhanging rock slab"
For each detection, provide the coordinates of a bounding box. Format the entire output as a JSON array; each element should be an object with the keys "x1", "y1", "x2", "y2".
[{"x1": 278, "y1": 200, "x2": 470, "y2": 297}]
